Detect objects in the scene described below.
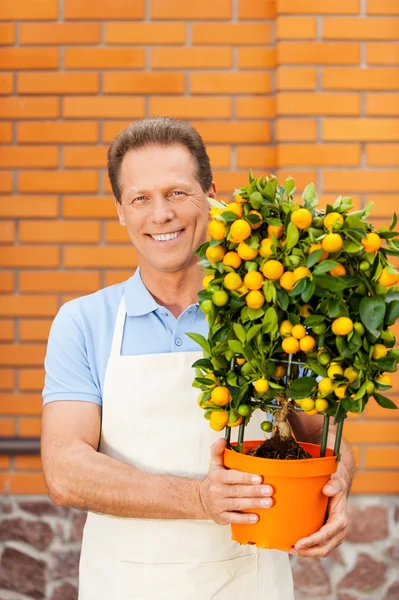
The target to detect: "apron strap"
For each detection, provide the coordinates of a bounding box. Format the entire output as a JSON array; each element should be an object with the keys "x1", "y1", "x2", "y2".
[{"x1": 110, "y1": 295, "x2": 126, "y2": 358}]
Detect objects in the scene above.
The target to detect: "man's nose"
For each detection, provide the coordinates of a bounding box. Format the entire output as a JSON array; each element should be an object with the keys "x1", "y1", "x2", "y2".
[{"x1": 151, "y1": 196, "x2": 175, "y2": 224}]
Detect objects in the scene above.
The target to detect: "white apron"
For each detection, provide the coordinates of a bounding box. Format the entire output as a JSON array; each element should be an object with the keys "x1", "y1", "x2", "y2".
[{"x1": 78, "y1": 296, "x2": 294, "y2": 599}]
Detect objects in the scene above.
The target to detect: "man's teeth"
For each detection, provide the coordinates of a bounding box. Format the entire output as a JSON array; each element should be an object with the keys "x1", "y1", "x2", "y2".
[{"x1": 150, "y1": 231, "x2": 182, "y2": 242}]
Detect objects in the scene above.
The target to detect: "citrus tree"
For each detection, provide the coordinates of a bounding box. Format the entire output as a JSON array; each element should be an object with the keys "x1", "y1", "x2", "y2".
[{"x1": 188, "y1": 174, "x2": 399, "y2": 458}]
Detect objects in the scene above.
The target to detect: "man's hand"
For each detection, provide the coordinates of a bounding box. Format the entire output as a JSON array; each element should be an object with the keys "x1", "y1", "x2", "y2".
[
  {"x1": 198, "y1": 438, "x2": 274, "y2": 525},
  {"x1": 289, "y1": 474, "x2": 349, "y2": 558}
]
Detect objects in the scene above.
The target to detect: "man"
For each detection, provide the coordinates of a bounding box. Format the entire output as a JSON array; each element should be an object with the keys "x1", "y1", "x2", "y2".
[{"x1": 41, "y1": 117, "x2": 354, "y2": 599}]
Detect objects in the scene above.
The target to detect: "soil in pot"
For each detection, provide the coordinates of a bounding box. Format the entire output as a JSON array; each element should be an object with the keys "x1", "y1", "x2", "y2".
[{"x1": 247, "y1": 430, "x2": 313, "y2": 460}]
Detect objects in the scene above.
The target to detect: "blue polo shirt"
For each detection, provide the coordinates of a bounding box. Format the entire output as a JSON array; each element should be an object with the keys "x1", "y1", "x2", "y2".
[{"x1": 42, "y1": 268, "x2": 208, "y2": 406}]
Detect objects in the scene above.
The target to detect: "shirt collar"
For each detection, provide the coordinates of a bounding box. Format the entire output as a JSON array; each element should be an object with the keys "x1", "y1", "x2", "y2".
[{"x1": 124, "y1": 267, "x2": 161, "y2": 317}]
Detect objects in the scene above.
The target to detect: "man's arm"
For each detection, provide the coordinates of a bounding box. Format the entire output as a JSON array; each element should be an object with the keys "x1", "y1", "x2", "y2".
[{"x1": 41, "y1": 401, "x2": 271, "y2": 523}]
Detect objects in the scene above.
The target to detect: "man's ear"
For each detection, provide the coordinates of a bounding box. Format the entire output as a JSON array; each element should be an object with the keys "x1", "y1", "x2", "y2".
[{"x1": 114, "y1": 199, "x2": 126, "y2": 227}]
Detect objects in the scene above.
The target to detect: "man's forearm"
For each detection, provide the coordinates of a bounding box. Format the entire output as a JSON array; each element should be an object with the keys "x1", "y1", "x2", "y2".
[
  {"x1": 47, "y1": 441, "x2": 206, "y2": 519},
  {"x1": 326, "y1": 431, "x2": 356, "y2": 495}
]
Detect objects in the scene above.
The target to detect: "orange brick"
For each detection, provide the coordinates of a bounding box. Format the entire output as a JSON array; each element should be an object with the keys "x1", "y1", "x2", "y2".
[
  {"x1": 152, "y1": 46, "x2": 231, "y2": 69},
  {"x1": 0, "y1": 172, "x2": 12, "y2": 192},
  {"x1": 103, "y1": 72, "x2": 184, "y2": 94},
  {"x1": 102, "y1": 121, "x2": 135, "y2": 143},
  {"x1": 276, "y1": 67, "x2": 316, "y2": 90},
  {"x1": 0, "y1": 319, "x2": 13, "y2": 341},
  {"x1": 238, "y1": 48, "x2": 276, "y2": 69},
  {"x1": 365, "y1": 195, "x2": 399, "y2": 216},
  {"x1": 64, "y1": 0, "x2": 144, "y2": 19},
  {"x1": 323, "y1": 18, "x2": 399, "y2": 40},
  {"x1": 0, "y1": 48, "x2": 58, "y2": 70},
  {"x1": 366, "y1": 43, "x2": 399, "y2": 66},
  {"x1": 0, "y1": 272, "x2": 13, "y2": 292},
  {"x1": 236, "y1": 146, "x2": 277, "y2": 169},
  {"x1": 63, "y1": 196, "x2": 115, "y2": 218},
  {"x1": 63, "y1": 97, "x2": 145, "y2": 119},
  {"x1": 191, "y1": 72, "x2": 271, "y2": 94},
  {"x1": 0, "y1": 73, "x2": 12, "y2": 94},
  {"x1": 344, "y1": 421, "x2": 399, "y2": 444},
  {"x1": 15, "y1": 456, "x2": 42, "y2": 470},
  {"x1": 105, "y1": 270, "x2": 135, "y2": 287},
  {"x1": 19, "y1": 369, "x2": 45, "y2": 391},
  {"x1": 106, "y1": 22, "x2": 186, "y2": 45},
  {"x1": 279, "y1": 0, "x2": 359, "y2": 13},
  {"x1": 0, "y1": 369, "x2": 14, "y2": 390},
  {"x1": 277, "y1": 92, "x2": 360, "y2": 115},
  {"x1": 351, "y1": 471, "x2": 399, "y2": 494},
  {"x1": 324, "y1": 170, "x2": 398, "y2": 192},
  {"x1": 275, "y1": 118, "x2": 317, "y2": 142},
  {"x1": 364, "y1": 396, "x2": 399, "y2": 418},
  {"x1": 0, "y1": 23, "x2": 15, "y2": 44},
  {"x1": 18, "y1": 121, "x2": 98, "y2": 143},
  {"x1": 367, "y1": 0, "x2": 399, "y2": 14},
  {"x1": 19, "y1": 170, "x2": 98, "y2": 193},
  {"x1": 0, "y1": 123, "x2": 12, "y2": 142},
  {"x1": 238, "y1": 0, "x2": 275, "y2": 19},
  {"x1": 0, "y1": 146, "x2": 58, "y2": 168},
  {"x1": 366, "y1": 143, "x2": 399, "y2": 166},
  {"x1": 0, "y1": 456, "x2": 10, "y2": 469},
  {"x1": 18, "y1": 72, "x2": 99, "y2": 95},
  {"x1": 64, "y1": 246, "x2": 137, "y2": 268},
  {"x1": 366, "y1": 94, "x2": 399, "y2": 116},
  {"x1": 0, "y1": 247, "x2": 59, "y2": 267},
  {"x1": 8, "y1": 473, "x2": 47, "y2": 495},
  {"x1": 63, "y1": 145, "x2": 107, "y2": 168},
  {"x1": 0, "y1": 418, "x2": 14, "y2": 435},
  {"x1": 19, "y1": 320, "x2": 52, "y2": 342},
  {"x1": 275, "y1": 170, "x2": 317, "y2": 192},
  {"x1": 0, "y1": 195, "x2": 58, "y2": 218},
  {"x1": 192, "y1": 23, "x2": 272, "y2": 45},
  {"x1": 0, "y1": 221, "x2": 15, "y2": 243},
  {"x1": 278, "y1": 143, "x2": 361, "y2": 166},
  {"x1": 235, "y1": 97, "x2": 276, "y2": 119},
  {"x1": 20, "y1": 22, "x2": 100, "y2": 45},
  {"x1": 207, "y1": 146, "x2": 231, "y2": 169},
  {"x1": 19, "y1": 418, "x2": 42, "y2": 436},
  {"x1": 105, "y1": 223, "x2": 130, "y2": 243},
  {"x1": 151, "y1": 0, "x2": 231, "y2": 19},
  {"x1": 323, "y1": 118, "x2": 399, "y2": 141},
  {"x1": 365, "y1": 447, "x2": 399, "y2": 469},
  {"x1": 0, "y1": 0, "x2": 57, "y2": 20},
  {"x1": 190, "y1": 121, "x2": 271, "y2": 144},
  {"x1": 0, "y1": 295, "x2": 58, "y2": 317},
  {"x1": 20, "y1": 271, "x2": 100, "y2": 293},
  {"x1": 64, "y1": 47, "x2": 145, "y2": 69},
  {"x1": 0, "y1": 97, "x2": 58, "y2": 119},
  {"x1": 0, "y1": 345, "x2": 46, "y2": 366},
  {"x1": 323, "y1": 67, "x2": 399, "y2": 90},
  {"x1": 0, "y1": 393, "x2": 42, "y2": 416},
  {"x1": 149, "y1": 96, "x2": 231, "y2": 119},
  {"x1": 278, "y1": 42, "x2": 360, "y2": 64},
  {"x1": 213, "y1": 172, "x2": 259, "y2": 194},
  {"x1": 276, "y1": 17, "x2": 316, "y2": 39},
  {"x1": 19, "y1": 220, "x2": 101, "y2": 243}
]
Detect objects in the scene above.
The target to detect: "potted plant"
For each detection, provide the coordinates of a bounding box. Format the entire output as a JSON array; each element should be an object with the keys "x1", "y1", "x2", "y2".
[{"x1": 188, "y1": 173, "x2": 399, "y2": 551}]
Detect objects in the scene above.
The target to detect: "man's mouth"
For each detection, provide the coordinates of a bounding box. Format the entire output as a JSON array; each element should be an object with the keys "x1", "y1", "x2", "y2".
[{"x1": 148, "y1": 230, "x2": 183, "y2": 242}]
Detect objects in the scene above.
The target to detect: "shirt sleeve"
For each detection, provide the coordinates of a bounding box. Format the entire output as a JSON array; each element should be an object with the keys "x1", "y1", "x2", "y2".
[{"x1": 42, "y1": 302, "x2": 102, "y2": 406}]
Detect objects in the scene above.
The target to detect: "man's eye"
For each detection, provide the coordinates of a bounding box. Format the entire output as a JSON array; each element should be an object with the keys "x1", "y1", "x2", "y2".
[
  {"x1": 172, "y1": 191, "x2": 185, "y2": 196},
  {"x1": 133, "y1": 196, "x2": 145, "y2": 203}
]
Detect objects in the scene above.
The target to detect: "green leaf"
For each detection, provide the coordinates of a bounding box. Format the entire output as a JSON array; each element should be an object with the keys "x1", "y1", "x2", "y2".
[
  {"x1": 207, "y1": 197, "x2": 226, "y2": 210},
  {"x1": 389, "y1": 212, "x2": 397, "y2": 231},
  {"x1": 306, "y1": 359, "x2": 328, "y2": 378},
  {"x1": 304, "y1": 315, "x2": 324, "y2": 327},
  {"x1": 372, "y1": 356, "x2": 397, "y2": 372},
  {"x1": 276, "y1": 288, "x2": 289, "y2": 311},
  {"x1": 334, "y1": 402, "x2": 347, "y2": 424},
  {"x1": 385, "y1": 300, "x2": 399, "y2": 326},
  {"x1": 247, "y1": 307, "x2": 265, "y2": 320},
  {"x1": 250, "y1": 191, "x2": 263, "y2": 209},
  {"x1": 285, "y1": 176, "x2": 295, "y2": 196},
  {"x1": 289, "y1": 277, "x2": 308, "y2": 297},
  {"x1": 307, "y1": 249, "x2": 324, "y2": 268},
  {"x1": 247, "y1": 324, "x2": 263, "y2": 342},
  {"x1": 195, "y1": 377, "x2": 215, "y2": 386},
  {"x1": 327, "y1": 298, "x2": 341, "y2": 318},
  {"x1": 191, "y1": 358, "x2": 213, "y2": 369},
  {"x1": 302, "y1": 182, "x2": 318, "y2": 209},
  {"x1": 373, "y1": 392, "x2": 398, "y2": 410},
  {"x1": 186, "y1": 332, "x2": 210, "y2": 354},
  {"x1": 343, "y1": 239, "x2": 363, "y2": 253},
  {"x1": 228, "y1": 340, "x2": 243, "y2": 354},
  {"x1": 313, "y1": 260, "x2": 339, "y2": 276},
  {"x1": 263, "y1": 306, "x2": 278, "y2": 333},
  {"x1": 233, "y1": 323, "x2": 246, "y2": 345},
  {"x1": 219, "y1": 211, "x2": 238, "y2": 223},
  {"x1": 268, "y1": 218, "x2": 283, "y2": 227},
  {"x1": 343, "y1": 215, "x2": 367, "y2": 231},
  {"x1": 302, "y1": 280, "x2": 315, "y2": 303},
  {"x1": 359, "y1": 296, "x2": 386, "y2": 334},
  {"x1": 288, "y1": 376, "x2": 317, "y2": 399},
  {"x1": 286, "y1": 221, "x2": 299, "y2": 250},
  {"x1": 342, "y1": 397, "x2": 359, "y2": 412}
]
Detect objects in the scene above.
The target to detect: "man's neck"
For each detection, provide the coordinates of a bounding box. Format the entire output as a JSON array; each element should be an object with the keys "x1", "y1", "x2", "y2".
[{"x1": 139, "y1": 261, "x2": 203, "y2": 319}]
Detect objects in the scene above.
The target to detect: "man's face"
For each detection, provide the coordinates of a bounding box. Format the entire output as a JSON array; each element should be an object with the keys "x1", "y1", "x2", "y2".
[{"x1": 115, "y1": 144, "x2": 213, "y2": 273}]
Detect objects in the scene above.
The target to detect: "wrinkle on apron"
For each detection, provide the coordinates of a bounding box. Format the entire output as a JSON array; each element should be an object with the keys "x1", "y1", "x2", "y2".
[{"x1": 78, "y1": 296, "x2": 294, "y2": 599}]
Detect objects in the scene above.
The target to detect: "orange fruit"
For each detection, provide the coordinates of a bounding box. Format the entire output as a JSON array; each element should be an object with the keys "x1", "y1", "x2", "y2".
[
  {"x1": 259, "y1": 238, "x2": 273, "y2": 257},
  {"x1": 300, "y1": 304, "x2": 312, "y2": 317},
  {"x1": 304, "y1": 409, "x2": 318, "y2": 416},
  {"x1": 361, "y1": 232, "x2": 381, "y2": 253},
  {"x1": 280, "y1": 320, "x2": 293, "y2": 336},
  {"x1": 224, "y1": 272, "x2": 242, "y2": 291},
  {"x1": 279, "y1": 271, "x2": 295, "y2": 291},
  {"x1": 323, "y1": 212, "x2": 344, "y2": 230},
  {"x1": 263, "y1": 260, "x2": 284, "y2": 280},
  {"x1": 291, "y1": 208, "x2": 312, "y2": 230},
  {"x1": 235, "y1": 193, "x2": 247, "y2": 204},
  {"x1": 244, "y1": 271, "x2": 265, "y2": 291},
  {"x1": 315, "y1": 398, "x2": 329, "y2": 413},
  {"x1": 237, "y1": 284, "x2": 249, "y2": 295},
  {"x1": 208, "y1": 220, "x2": 226, "y2": 241},
  {"x1": 329, "y1": 264, "x2": 346, "y2": 277},
  {"x1": 344, "y1": 367, "x2": 358, "y2": 384},
  {"x1": 309, "y1": 243, "x2": 329, "y2": 262},
  {"x1": 236, "y1": 357, "x2": 246, "y2": 366},
  {"x1": 202, "y1": 274, "x2": 215, "y2": 289},
  {"x1": 227, "y1": 414, "x2": 243, "y2": 428},
  {"x1": 224, "y1": 202, "x2": 243, "y2": 218},
  {"x1": 209, "y1": 411, "x2": 229, "y2": 431},
  {"x1": 299, "y1": 335, "x2": 316, "y2": 352},
  {"x1": 248, "y1": 210, "x2": 263, "y2": 230},
  {"x1": 274, "y1": 364, "x2": 286, "y2": 379},
  {"x1": 331, "y1": 317, "x2": 353, "y2": 336},
  {"x1": 206, "y1": 245, "x2": 225, "y2": 263},
  {"x1": 254, "y1": 379, "x2": 269, "y2": 393},
  {"x1": 230, "y1": 219, "x2": 251, "y2": 242},
  {"x1": 379, "y1": 267, "x2": 399, "y2": 287},
  {"x1": 223, "y1": 251, "x2": 242, "y2": 269},
  {"x1": 237, "y1": 242, "x2": 258, "y2": 260},
  {"x1": 246, "y1": 290, "x2": 265, "y2": 309},
  {"x1": 293, "y1": 266, "x2": 311, "y2": 282},
  {"x1": 268, "y1": 224, "x2": 284, "y2": 239},
  {"x1": 212, "y1": 290, "x2": 229, "y2": 306},
  {"x1": 334, "y1": 385, "x2": 348, "y2": 399},
  {"x1": 301, "y1": 398, "x2": 315, "y2": 412},
  {"x1": 322, "y1": 233, "x2": 343, "y2": 254},
  {"x1": 292, "y1": 324, "x2": 306, "y2": 340},
  {"x1": 372, "y1": 344, "x2": 388, "y2": 360},
  {"x1": 377, "y1": 374, "x2": 392, "y2": 386},
  {"x1": 210, "y1": 386, "x2": 231, "y2": 407},
  {"x1": 210, "y1": 207, "x2": 224, "y2": 218},
  {"x1": 327, "y1": 363, "x2": 344, "y2": 379},
  {"x1": 318, "y1": 378, "x2": 334, "y2": 396},
  {"x1": 282, "y1": 336, "x2": 300, "y2": 354}
]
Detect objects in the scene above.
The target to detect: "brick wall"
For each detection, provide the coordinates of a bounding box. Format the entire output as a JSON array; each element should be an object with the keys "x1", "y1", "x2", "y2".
[{"x1": 0, "y1": 0, "x2": 398, "y2": 497}]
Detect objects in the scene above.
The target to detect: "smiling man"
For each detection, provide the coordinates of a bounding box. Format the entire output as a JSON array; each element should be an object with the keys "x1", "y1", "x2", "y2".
[{"x1": 41, "y1": 117, "x2": 353, "y2": 599}]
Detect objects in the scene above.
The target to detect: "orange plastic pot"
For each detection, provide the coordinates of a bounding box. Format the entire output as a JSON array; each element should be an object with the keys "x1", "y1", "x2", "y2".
[{"x1": 223, "y1": 440, "x2": 338, "y2": 551}]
